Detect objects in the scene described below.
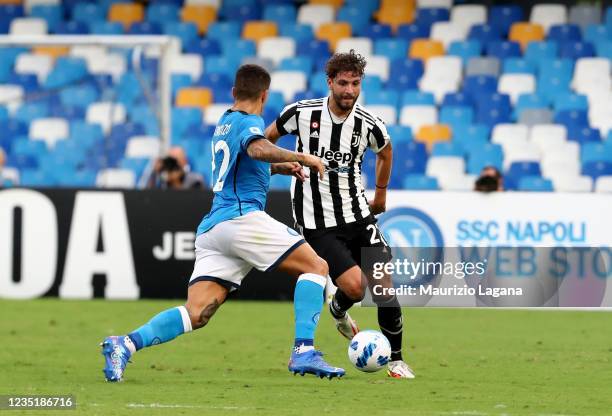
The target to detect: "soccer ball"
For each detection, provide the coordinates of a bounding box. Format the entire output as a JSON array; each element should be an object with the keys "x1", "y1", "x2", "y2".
[{"x1": 347, "y1": 330, "x2": 391, "y2": 372}]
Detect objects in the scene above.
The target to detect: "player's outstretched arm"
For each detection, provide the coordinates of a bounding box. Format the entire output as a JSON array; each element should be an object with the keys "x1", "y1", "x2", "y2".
[
  {"x1": 369, "y1": 142, "x2": 393, "y2": 215},
  {"x1": 264, "y1": 121, "x2": 282, "y2": 144},
  {"x1": 246, "y1": 138, "x2": 325, "y2": 179}
]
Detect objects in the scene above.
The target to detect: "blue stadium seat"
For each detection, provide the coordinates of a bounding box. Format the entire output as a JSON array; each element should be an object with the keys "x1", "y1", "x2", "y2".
[
  {"x1": 553, "y1": 93, "x2": 589, "y2": 112},
  {"x1": 514, "y1": 93, "x2": 548, "y2": 118},
  {"x1": 503, "y1": 58, "x2": 536, "y2": 74},
  {"x1": 7, "y1": 154, "x2": 39, "y2": 170},
  {"x1": 224, "y1": 4, "x2": 261, "y2": 22},
  {"x1": 362, "y1": 24, "x2": 393, "y2": 40},
  {"x1": 337, "y1": 5, "x2": 370, "y2": 35},
  {"x1": 386, "y1": 125, "x2": 413, "y2": 144},
  {"x1": 163, "y1": 22, "x2": 198, "y2": 47},
  {"x1": 279, "y1": 23, "x2": 314, "y2": 43},
  {"x1": 553, "y1": 110, "x2": 589, "y2": 130},
  {"x1": 20, "y1": 169, "x2": 55, "y2": 187},
  {"x1": 362, "y1": 75, "x2": 382, "y2": 96},
  {"x1": 292, "y1": 90, "x2": 321, "y2": 102},
  {"x1": 345, "y1": 0, "x2": 378, "y2": 15},
  {"x1": 221, "y1": 39, "x2": 256, "y2": 62},
  {"x1": 448, "y1": 40, "x2": 482, "y2": 63},
  {"x1": 490, "y1": 5, "x2": 523, "y2": 36},
  {"x1": 90, "y1": 21, "x2": 123, "y2": 35},
  {"x1": 110, "y1": 122, "x2": 146, "y2": 143},
  {"x1": 171, "y1": 74, "x2": 193, "y2": 99},
  {"x1": 375, "y1": 39, "x2": 409, "y2": 61},
  {"x1": 463, "y1": 75, "x2": 498, "y2": 97},
  {"x1": 506, "y1": 162, "x2": 541, "y2": 190},
  {"x1": 402, "y1": 91, "x2": 435, "y2": 107},
  {"x1": 309, "y1": 71, "x2": 328, "y2": 95},
  {"x1": 54, "y1": 139, "x2": 90, "y2": 159},
  {"x1": 50, "y1": 106, "x2": 85, "y2": 121},
  {"x1": 263, "y1": 4, "x2": 296, "y2": 26},
  {"x1": 596, "y1": 41, "x2": 612, "y2": 60},
  {"x1": 581, "y1": 143, "x2": 612, "y2": 164},
  {"x1": 390, "y1": 156, "x2": 428, "y2": 188},
  {"x1": 387, "y1": 59, "x2": 423, "y2": 91},
  {"x1": 432, "y1": 141, "x2": 464, "y2": 157},
  {"x1": 297, "y1": 39, "x2": 330, "y2": 59},
  {"x1": 129, "y1": 22, "x2": 162, "y2": 35},
  {"x1": 146, "y1": 3, "x2": 179, "y2": 24},
  {"x1": 0, "y1": 5, "x2": 23, "y2": 33},
  {"x1": 279, "y1": 56, "x2": 313, "y2": 73},
  {"x1": 402, "y1": 175, "x2": 439, "y2": 190},
  {"x1": 584, "y1": 25, "x2": 609, "y2": 44},
  {"x1": 518, "y1": 176, "x2": 553, "y2": 192},
  {"x1": 56, "y1": 169, "x2": 97, "y2": 187},
  {"x1": 442, "y1": 92, "x2": 474, "y2": 108},
  {"x1": 15, "y1": 103, "x2": 49, "y2": 124},
  {"x1": 56, "y1": 21, "x2": 89, "y2": 34},
  {"x1": 452, "y1": 124, "x2": 490, "y2": 147},
  {"x1": 0, "y1": 47, "x2": 26, "y2": 71},
  {"x1": 185, "y1": 38, "x2": 221, "y2": 55},
  {"x1": 366, "y1": 90, "x2": 400, "y2": 107},
  {"x1": 0, "y1": 120, "x2": 27, "y2": 150},
  {"x1": 266, "y1": 91, "x2": 285, "y2": 114},
  {"x1": 486, "y1": 41, "x2": 522, "y2": 59},
  {"x1": 476, "y1": 106, "x2": 512, "y2": 128},
  {"x1": 31, "y1": 4, "x2": 63, "y2": 32},
  {"x1": 440, "y1": 106, "x2": 474, "y2": 127},
  {"x1": 548, "y1": 24, "x2": 582, "y2": 42},
  {"x1": 567, "y1": 126, "x2": 602, "y2": 143},
  {"x1": 560, "y1": 41, "x2": 595, "y2": 59},
  {"x1": 467, "y1": 150, "x2": 503, "y2": 174},
  {"x1": 269, "y1": 173, "x2": 292, "y2": 190},
  {"x1": 72, "y1": 3, "x2": 104, "y2": 24},
  {"x1": 172, "y1": 107, "x2": 203, "y2": 140},
  {"x1": 12, "y1": 139, "x2": 48, "y2": 159},
  {"x1": 60, "y1": 85, "x2": 99, "y2": 108},
  {"x1": 537, "y1": 75, "x2": 571, "y2": 102},
  {"x1": 0, "y1": 106, "x2": 7, "y2": 122},
  {"x1": 395, "y1": 141, "x2": 427, "y2": 161},
  {"x1": 525, "y1": 41, "x2": 558, "y2": 64},
  {"x1": 415, "y1": 8, "x2": 450, "y2": 29},
  {"x1": 205, "y1": 56, "x2": 240, "y2": 79},
  {"x1": 69, "y1": 121, "x2": 103, "y2": 146},
  {"x1": 468, "y1": 24, "x2": 503, "y2": 43},
  {"x1": 207, "y1": 22, "x2": 242, "y2": 42},
  {"x1": 197, "y1": 73, "x2": 232, "y2": 91},
  {"x1": 8, "y1": 74, "x2": 39, "y2": 92},
  {"x1": 397, "y1": 23, "x2": 430, "y2": 42},
  {"x1": 130, "y1": 105, "x2": 160, "y2": 136}
]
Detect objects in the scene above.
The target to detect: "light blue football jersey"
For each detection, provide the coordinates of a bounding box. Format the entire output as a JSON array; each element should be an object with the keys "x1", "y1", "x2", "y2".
[{"x1": 197, "y1": 109, "x2": 270, "y2": 235}]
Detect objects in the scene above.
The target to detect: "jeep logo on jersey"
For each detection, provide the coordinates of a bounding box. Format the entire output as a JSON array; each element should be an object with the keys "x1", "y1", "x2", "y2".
[{"x1": 313, "y1": 147, "x2": 353, "y2": 164}]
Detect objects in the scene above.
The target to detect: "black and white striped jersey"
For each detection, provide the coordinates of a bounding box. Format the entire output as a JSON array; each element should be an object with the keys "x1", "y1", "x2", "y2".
[{"x1": 275, "y1": 96, "x2": 390, "y2": 230}]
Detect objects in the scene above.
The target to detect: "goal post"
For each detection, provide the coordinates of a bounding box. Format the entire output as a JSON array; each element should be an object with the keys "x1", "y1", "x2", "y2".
[{"x1": 0, "y1": 34, "x2": 176, "y2": 155}]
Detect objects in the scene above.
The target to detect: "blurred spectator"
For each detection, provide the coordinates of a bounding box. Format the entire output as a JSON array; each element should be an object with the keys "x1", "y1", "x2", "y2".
[
  {"x1": 148, "y1": 146, "x2": 204, "y2": 190},
  {"x1": 475, "y1": 166, "x2": 504, "y2": 192}
]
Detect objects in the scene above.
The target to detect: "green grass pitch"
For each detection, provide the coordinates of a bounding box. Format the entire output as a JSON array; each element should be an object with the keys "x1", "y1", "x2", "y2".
[{"x1": 1, "y1": 299, "x2": 612, "y2": 416}]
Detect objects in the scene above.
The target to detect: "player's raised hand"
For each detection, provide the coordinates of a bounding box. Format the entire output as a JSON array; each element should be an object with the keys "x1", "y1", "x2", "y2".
[
  {"x1": 272, "y1": 162, "x2": 308, "y2": 181},
  {"x1": 298, "y1": 153, "x2": 325, "y2": 180}
]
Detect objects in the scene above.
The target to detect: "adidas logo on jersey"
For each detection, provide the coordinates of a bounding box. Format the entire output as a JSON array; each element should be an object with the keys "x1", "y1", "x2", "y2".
[
  {"x1": 310, "y1": 131, "x2": 319, "y2": 139},
  {"x1": 313, "y1": 147, "x2": 353, "y2": 164}
]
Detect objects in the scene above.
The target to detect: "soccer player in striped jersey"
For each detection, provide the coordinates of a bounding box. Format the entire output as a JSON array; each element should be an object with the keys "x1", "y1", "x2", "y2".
[
  {"x1": 100, "y1": 64, "x2": 345, "y2": 382},
  {"x1": 265, "y1": 50, "x2": 415, "y2": 379}
]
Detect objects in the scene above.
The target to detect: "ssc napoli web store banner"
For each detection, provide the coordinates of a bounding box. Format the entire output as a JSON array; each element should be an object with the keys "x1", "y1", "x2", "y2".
[{"x1": 368, "y1": 192, "x2": 612, "y2": 307}]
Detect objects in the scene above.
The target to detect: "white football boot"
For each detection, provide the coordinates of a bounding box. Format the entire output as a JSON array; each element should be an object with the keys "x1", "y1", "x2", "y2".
[
  {"x1": 329, "y1": 304, "x2": 359, "y2": 340},
  {"x1": 387, "y1": 360, "x2": 416, "y2": 379}
]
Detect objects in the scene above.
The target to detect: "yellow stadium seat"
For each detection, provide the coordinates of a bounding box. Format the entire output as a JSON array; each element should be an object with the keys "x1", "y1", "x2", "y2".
[
  {"x1": 415, "y1": 124, "x2": 452, "y2": 150},
  {"x1": 409, "y1": 39, "x2": 444, "y2": 61},
  {"x1": 380, "y1": 0, "x2": 416, "y2": 9},
  {"x1": 0, "y1": 0, "x2": 22, "y2": 4},
  {"x1": 176, "y1": 87, "x2": 213, "y2": 112},
  {"x1": 242, "y1": 21, "x2": 278, "y2": 43},
  {"x1": 509, "y1": 22, "x2": 545, "y2": 50},
  {"x1": 316, "y1": 22, "x2": 351, "y2": 50},
  {"x1": 376, "y1": 3, "x2": 415, "y2": 30},
  {"x1": 181, "y1": 5, "x2": 216, "y2": 35},
  {"x1": 108, "y1": 3, "x2": 144, "y2": 30},
  {"x1": 32, "y1": 46, "x2": 69, "y2": 59},
  {"x1": 309, "y1": 0, "x2": 344, "y2": 8}
]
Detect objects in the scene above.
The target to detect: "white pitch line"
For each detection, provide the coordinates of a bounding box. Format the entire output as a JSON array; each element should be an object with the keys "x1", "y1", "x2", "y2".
[{"x1": 126, "y1": 403, "x2": 253, "y2": 410}]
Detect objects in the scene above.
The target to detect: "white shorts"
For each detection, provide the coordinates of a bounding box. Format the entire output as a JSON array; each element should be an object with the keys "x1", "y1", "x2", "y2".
[{"x1": 189, "y1": 211, "x2": 305, "y2": 291}]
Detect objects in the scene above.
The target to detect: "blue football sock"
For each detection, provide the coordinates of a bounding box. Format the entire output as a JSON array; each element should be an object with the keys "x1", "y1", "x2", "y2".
[
  {"x1": 128, "y1": 306, "x2": 192, "y2": 351},
  {"x1": 293, "y1": 273, "x2": 326, "y2": 349}
]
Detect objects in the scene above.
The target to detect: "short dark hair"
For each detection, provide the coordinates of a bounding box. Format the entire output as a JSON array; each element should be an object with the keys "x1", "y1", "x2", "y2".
[
  {"x1": 233, "y1": 64, "x2": 271, "y2": 101},
  {"x1": 325, "y1": 49, "x2": 367, "y2": 79}
]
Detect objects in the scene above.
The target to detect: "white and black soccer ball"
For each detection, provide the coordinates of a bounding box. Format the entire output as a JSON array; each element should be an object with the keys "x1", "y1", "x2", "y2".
[{"x1": 348, "y1": 330, "x2": 391, "y2": 372}]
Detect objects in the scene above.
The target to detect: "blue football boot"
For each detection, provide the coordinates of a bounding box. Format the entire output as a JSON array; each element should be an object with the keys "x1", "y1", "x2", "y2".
[
  {"x1": 100, "y1": 336, "x2": 132, "y2": 382},
  {"x1": 288, "y1": 350, "x2": 345, "y2": 379}
]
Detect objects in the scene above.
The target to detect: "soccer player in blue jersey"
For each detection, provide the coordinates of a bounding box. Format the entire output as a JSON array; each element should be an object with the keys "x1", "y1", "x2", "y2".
[{"x1": 100, "y1": 64, "x2": 345, "y2": 381}]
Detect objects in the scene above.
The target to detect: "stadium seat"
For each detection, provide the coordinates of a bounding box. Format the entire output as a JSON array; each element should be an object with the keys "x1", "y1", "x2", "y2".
[
  {"x1": 524, "y1": 41, "x2": 558, "y2": 64},
  {"x1": 439, "y1": 106, "x2": 473, "y2": 127},
  {"x1": 463, "y1": 75, "x2": 498, "y2": 96},
  {"x1": 594, "y1": 176, "x2": 612, "y2": 193},
  {"x1": 376, "y1": 3, "x2": 415, "y2": 30},
  {"x1": 492, "y1": 123, "x2": 529, "y2": 147},
  {"x1": 530, "y1": 4, "x2": 567, "y2": 33},
  {"x1": 89, "y1": 21, "x2": 123, "y2": 35},
  {"x1": 364, "y1": 56, "x2": 390, "y2": 82},
  {"x1": 125, "y1": 136, "x2": 160, "y2": 159},
  {"x1": 550, "y1": 174, "x2": 592, "y2": 192},
  {"x1": 29, "y1": 118, "x2": 69, "y2": 148},
  {"x1": 176, "y1": 87, "x2": 213, "y2": 112},
  {"x1": 243, "y1": 21, "x2": 278, "y2": 43},
  {"x1": 399, "y1": 105, "x2": 437, "y2": 132},
  {"x1": 362, "y1": 23, "x2": 393, "y2": 40},
  {"x1": 450, "y1": 4, "x2": 486, "y2": 32},
  {"x1": 270, "y1": 71, "x2": 307, "y2": 101},
  {"x1": 397, "y1": 23, "x2": 430, "y2": 42},
  {"x1": 419, "y1": 77, "x2": 459, "y2": 104},
  {"x1": 529, "y1": 124, "x2": 567, "y2": 151},
  {"x1": 207, "y1": 21, "x2": 241, "y2": 42},
  {"x1": 584, "y1": 24, "x2": 609, "y2": 44},
  {"x1": 509, "y1": 22, "x2": 545, "y2": 49},
  {"x1": 86, "y1": 102, "x2": 126, "y2": 135},
  {"x1": 415, "y1": 124, "x2": 452, "y2": 149},
  {"x1": 402, "y1": 91, "x2": 435, "y2": 107},
  {"x1": 263, "y1": 4, "x2": 296, "y2": 26},
  {"x1": 366, "y1": 90, "x2": 399, "y2": 107},
  {"x1": 503, "y1": 58, "x2": 536, "y2": 75},
  {"x1": 297, "y1": 4, "x2": 334, "y2": 30},
  {"x1": 258, "y1": 37, "x2": 296, "y2": 65},
  {"x1": 316, "y1": 22, "x2": 351, "y2": 50},
  {"x1": 560, "y1": 41, "x2": 595, "y2": 60},
  {"x1": 388, "y1": 58, "x2": 423, "y2": 91},
  {"x1": 486, "y1": 41, "x2": 521, "y2": 59},
  {"x1": 337, "y1": 5, "x2": 370, "y2": 35},
  {"x1": 402, "y1": 175, "x2": 439, "y2": 190},
  {"x1": 172, "y1": 107, "x2": 203, "y2": 139},
  {"x1": 366, "y1": 105, "x2": 396, "y2": 125},
  {"x1": 30, "y1": 4, "x2": 62, "y2": 32},
  {"x1": 180, "y1": 5, "x2": 216, "y2": 34},
  {"x1": 582, "y1": 161, "x2": 612, "y2": 179},
  {"x1": 518, "y1": 176, "x2": 553, "y2": 192},
  {"x1": 490, "y1": 5, "x2": 523, "y2": 36},
  {"x1": 572, "y1": 58, "x2": 611, "y2": 95},
  {"x1": 548, "y1": 24, "x2": 582, "y2": 42},
  {"x1": 498, "y1": 74, "x2": 535, "y2": 104},
  {"x1": 96, "y1": 168, "x2": 136, "y2": 188},
  {"x1": 442, "y1": 91, "x2": 473, "y2": 107},
  {"x1": 163, "y1": 22, "x2": 199, "y2": 47},
  {"x1": 10, "y1": 17, "x2": 47, "y2": 35},
  {"x1": 448, "y1": 40, "x2": 482, "y2": 63},
  {"x1": 567, "y1": 126, "x2": 602, "y2": 144},
  {"x1": 569, "y1": 5, "x2": 601, "y2": 31},
  {"x1": 426, "y1": 155, "x2": 465, "y2": 180},
  {"x1": 554, "y1": 110, "x2": 589, "y2": 130},
  {"x1": 146, "y1": 3, "x2": 179, "y2": 24},
  {"x1": 280, "y1": 23, "x2": 314, "y2": 43},
  {"x1": 170, "y1": 54, "x2": 203, "y2": 82},
  {"x1": 468, "y1": 24, "x2": 502, "y2": 43},
  {"x1": 409, "y1": 39, "x2": 444, "y2": 61},
  {"x1": 466, "y1": 57, "x2": 500, "y2": 77},
  {"x1": 108, "y1": 3, "x2": 144, "y2": 30},
  {"x1": 581, "y1": 143, "x2": 612, "y2": 165},
  {"x1": 203, "y1": 103, "x2": 231, "y2": 125},
  {"x1": 553, "y1": 93, "x2": 588, "y2": 112},
  {"x1": 424, "y1": 55, "x2": 462, "y2": 84},
  {"x1": 336, "y1": 37, "x2": 373, "y2": 56},
  {"x1": 430, "y1": 21, "x2": 466, "y2": 49},
  {"x1": 374, "y1": 39, "x2": 409, "y2": 61},
  {"x1": 431, "y1": 141, "x2": 464, "y2": 157}
]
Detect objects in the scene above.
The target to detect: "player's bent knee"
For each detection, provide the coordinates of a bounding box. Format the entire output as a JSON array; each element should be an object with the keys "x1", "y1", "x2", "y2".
[
  {"x1": 313, "y1": 256, "x2": 329, "y2": 277},
  {"x1": 343, "y1": 278, "x2": 365, "y2": 301}
]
